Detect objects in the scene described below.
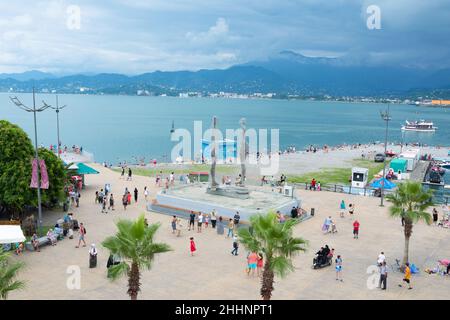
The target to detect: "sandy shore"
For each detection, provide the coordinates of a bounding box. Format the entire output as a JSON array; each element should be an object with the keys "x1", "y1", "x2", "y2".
[{"x1": 9, "y1": 161, "x2": 450, "y2": 300}]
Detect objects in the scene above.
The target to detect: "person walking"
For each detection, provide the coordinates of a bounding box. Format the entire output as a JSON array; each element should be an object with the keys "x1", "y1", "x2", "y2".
[
  {"x1": 89, "y1": 244, "x2": 98, "y2": 268},
  {"x1": 349, "y1": 203, "x2": 355, "y2": 215},
  {"x1": 227, "y1": 218, "x2": 235, "y2": 238},
  {"x1": 108, "y1": 194, "x2": 115, "y2": 211},
  {"x1": 101, "y1": 195, "x2": 108, "y2": 213},
  {"x1": 204, "y1": 214, "x2": 209, "y2": 228},
  {"x1": 379, "y1": 261, "x2": 388, "y2": 290},
  {"x1": 231, "y1": 235, "x2": 239, "y2": 256},
  {"x1": 377, "y1": 252, "x2": 386, "y2": 266},
  {"x1": 171, "y1": 216, "x2": 177, "y2": 234},
  {"x1": 121, "y1": 166, "x2": 125, "y2": 179},
  {"x1": 233, "y1": 211, "x2": 241, "y2": 226},
  {"x1": 210, "y1": 209, "x2": 217, "y2": 228},
  {"x1": 340, "y1": 200, "x2": 346, "y2": 218},
  {"x1": 217, "y1": 216, "x2": 224, "y2": 235},
  {"x1": 398, "y1": 262, "x2": 412, "y2": 289},
  {"x1": 144, "y1": 187, "x2": 149, "y2": 202},
  {"x1": 197, "y1": 212, "x2": 203, "y2": 233},
  {"x1": 190, "y1": 237, "x2": 196, "y2": 256},
  {"x1": 353, "y1": 220, "x2": 360, "y2": 239},
  {"x1": 188, "y1": 211, "x2": 195, "y2": 231},
  {"x1": 76, "y1": 223, "x2": 87, "y2": 248},
  {"x1": 257, "y1": 253, "x2": 264, "y2": 277},
  {"x1": 134, "y1": 187, "x2": 138, "y2": 203},
  {"x1": 176, "y1": 218, "x2": 182, "y2": 237},
  {"x1": 127, "y1": 191, "x2": 131, "y2": 205},
  {"x1": 335, "y1": 255, "x2": 343, "y2": 282},
  {"x1": 433, "y1": 208, "x2": 439, "y2": 225},
  {"x1": 127, "y1": 168, "x2": 132, "y2": 181},
  {"x1": 247, "y1": 252, "x2": 258, "y2": 277},
  {"x1": 122, "y1": 194, "x2": 128, "y2": 210}
]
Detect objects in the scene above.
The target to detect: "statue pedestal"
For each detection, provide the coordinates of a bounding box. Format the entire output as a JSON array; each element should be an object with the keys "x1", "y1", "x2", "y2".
[{"x1": 206, "y1": 185, "x2": 250, "y2": 200}]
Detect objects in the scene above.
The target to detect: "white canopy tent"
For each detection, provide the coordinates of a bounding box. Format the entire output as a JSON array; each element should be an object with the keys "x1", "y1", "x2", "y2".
[{"x1": 0, "y1": 225, "x2": 26, "y2": 244}]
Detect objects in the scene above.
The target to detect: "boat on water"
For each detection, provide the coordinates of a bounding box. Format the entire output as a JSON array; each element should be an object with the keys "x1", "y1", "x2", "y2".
[{"x1": 401, "y1": 120, "x2": 437, "y2": 132}]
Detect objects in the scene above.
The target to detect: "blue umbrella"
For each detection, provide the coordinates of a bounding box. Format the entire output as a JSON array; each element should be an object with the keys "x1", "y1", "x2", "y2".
[{"x1": 370, "y1": 178, "x2": 396, "y2": 189}]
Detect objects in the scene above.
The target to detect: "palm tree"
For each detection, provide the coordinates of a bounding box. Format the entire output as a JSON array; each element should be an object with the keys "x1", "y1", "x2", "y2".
[
  {"x1": 0, "y1": 248, "x2": 25, "y2": 300},
  {"x1": 385, "y1": 181, "x2": 433, "y2": 267},
  {"x1": 102, "y1": 214, "x2": 172, "y2": 300},
  {"x1": 238, "y1": 212, "x2": 308, "y2": 300}
]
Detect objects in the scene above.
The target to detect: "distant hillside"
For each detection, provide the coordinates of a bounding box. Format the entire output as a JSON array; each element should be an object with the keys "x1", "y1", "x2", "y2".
[{"x1": 1, "y1": 52, "x2": 449, "y2": 97}]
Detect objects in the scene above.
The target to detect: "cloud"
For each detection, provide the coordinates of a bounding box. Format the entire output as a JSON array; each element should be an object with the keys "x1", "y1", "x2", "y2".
[{"x1": 0, "y1": 0, "x2": 449, "y2": 73}]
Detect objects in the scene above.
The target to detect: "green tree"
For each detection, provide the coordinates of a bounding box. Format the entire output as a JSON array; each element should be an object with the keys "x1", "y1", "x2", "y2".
[
  {"x1": 238, "y1": 212, "x2": 308, "y2": 300},
  {"x1": 102, "y1": 214, "x2": 172, "y2": 300},
  {"x1": 0, "y1": 120, "x2": 34, "y2": 216},
  {"x1": 0, "y1": 248, "x2": 25, "y2": 300},
  {"x1": 386, "y1": 181, "x2": 433, "y2": 266},
  {"x1": 38, "y1": 148, "x2": 67, "y2": 207},
  {"x1": 0, "y1": 120, "x2": 67, "y2": 218}
]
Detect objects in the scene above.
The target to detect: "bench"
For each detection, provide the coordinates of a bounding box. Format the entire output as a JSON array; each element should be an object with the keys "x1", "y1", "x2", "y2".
[{"x1": 25, "y1": 233, "x2": 63, "y2": 251}]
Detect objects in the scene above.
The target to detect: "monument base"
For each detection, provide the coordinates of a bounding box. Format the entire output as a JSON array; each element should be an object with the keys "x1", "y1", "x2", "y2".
[
  {"x1": 148, "y1": 183, "x2": 300, "y2": 222},
  {"x1": 206, "y1": 185, "x2": 250, "y2": 199}
]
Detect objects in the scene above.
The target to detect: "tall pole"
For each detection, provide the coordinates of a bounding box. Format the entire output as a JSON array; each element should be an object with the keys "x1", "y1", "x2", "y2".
[
  {"x1": 380, "y1": 104, "x2": 391, "y2": 207},
  {"x1": 32, "y1": 88, "x2": 43, "y2": 235},
  {"x1": 56, "y1": 95, "x2": 61, "y2": 158},
  {"x1": 50, "y1": 95, "x2": 67, "y2": 159},
  {"x1": 10, "y1": 88, "x2": 50, "y2": 236}
]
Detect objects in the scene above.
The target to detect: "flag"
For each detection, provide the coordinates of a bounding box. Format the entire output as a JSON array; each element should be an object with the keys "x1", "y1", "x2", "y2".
[
  {"x1": 39, "y1": 159, "x2": 49, "y2": 189},
  {"x1": 30, "y1": 158, "x2": 50, "y2": 189},
  {"x1": 30, "y1": 158, "x2": 39, "y2": 188}
]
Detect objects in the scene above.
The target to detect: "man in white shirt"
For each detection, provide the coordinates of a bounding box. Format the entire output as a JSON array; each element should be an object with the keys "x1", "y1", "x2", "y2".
[
  {"x1": 197, "y1": 212, "x2": 203, "y2": 233},
  {"x1": 377, "y1": 252, "x2": 386, "y2": 266}
]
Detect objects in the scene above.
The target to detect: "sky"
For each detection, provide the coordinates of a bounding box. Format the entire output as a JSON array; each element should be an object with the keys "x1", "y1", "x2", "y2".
[{"x1": 0, "y1": 0, "x2": 449, "y2": 74}]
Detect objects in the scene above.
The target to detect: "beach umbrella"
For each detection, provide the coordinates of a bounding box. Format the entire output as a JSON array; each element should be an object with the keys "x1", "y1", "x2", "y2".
[{"x1": 370, "y1": 177, "x2": 396, "y2": 189}]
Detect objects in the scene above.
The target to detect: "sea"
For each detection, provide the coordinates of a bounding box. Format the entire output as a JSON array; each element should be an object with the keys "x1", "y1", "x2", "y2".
[{"x1": 1, "y1": 93, "x2": 449, "y2": 164}]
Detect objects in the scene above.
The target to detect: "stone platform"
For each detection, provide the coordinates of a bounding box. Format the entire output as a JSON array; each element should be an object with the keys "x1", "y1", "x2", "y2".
[{"x1": 148, "y1": 183, "x2": 300, "y2": 222}]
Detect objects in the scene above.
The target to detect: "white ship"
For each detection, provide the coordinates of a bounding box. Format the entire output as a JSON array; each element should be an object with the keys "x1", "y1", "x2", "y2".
[{"x1": 401, "y1": 120, "x2": 437, "y2": 132}]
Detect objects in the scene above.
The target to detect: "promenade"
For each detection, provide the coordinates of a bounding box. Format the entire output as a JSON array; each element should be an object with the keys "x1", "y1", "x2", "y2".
[{"x1": 10, "y1": 163, "x2": 450, "y2": 300}]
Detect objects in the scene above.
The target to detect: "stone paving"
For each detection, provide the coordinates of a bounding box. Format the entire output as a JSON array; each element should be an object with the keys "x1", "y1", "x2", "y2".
[{"x1": 9, "y1": 163, "x2": 450, "y2": 300}]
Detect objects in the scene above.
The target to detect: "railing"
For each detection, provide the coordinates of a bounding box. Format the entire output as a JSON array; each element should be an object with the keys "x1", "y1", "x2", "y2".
[{"x1": 287, "y1": 182, "x2": 396, "y2": 198}]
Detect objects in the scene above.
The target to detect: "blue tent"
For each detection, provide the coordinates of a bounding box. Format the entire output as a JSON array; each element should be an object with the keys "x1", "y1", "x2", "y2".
[{"x1": 370, "y1": 178, "x2": 396, "y2": 189}]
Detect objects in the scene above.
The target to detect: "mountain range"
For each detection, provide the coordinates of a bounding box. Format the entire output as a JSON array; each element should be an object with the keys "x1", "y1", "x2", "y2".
[{"x1": 1, "y1": 51, "x2": 449, "y2": 98}]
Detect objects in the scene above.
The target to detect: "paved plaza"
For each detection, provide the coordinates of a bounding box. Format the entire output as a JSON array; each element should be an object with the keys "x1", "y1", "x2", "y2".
[{"x1": 10, "y1": 163, "x2": 450, "y2": 300}]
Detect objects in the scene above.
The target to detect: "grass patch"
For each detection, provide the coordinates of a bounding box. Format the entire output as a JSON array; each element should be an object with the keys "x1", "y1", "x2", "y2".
[
  {"x1": 287, "y1": 158, "x2": 391, "y2": 185},
  {"x1": 112, "y1": 164, "x2": 238, "y2": 177}
]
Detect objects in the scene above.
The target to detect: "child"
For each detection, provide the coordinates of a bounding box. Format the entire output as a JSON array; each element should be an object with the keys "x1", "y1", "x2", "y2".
[
  {"x1": 204, "y1": 214, "x2": 209, "y2": 228},
  {"x1": 171, "y1": 216, "x2": 177, "y2": 234},
  {"x1": 349, "y1": 203, "x2": 355, "y2": 215},
  {"x1": 190, "y1": 237, "x2": 196, "y2": 256},
  {"x1": 399, "y1": 262, "x2": 412, "y2": 289},
  {"x1": 331, "y1": 222, "x2": 338, "y2": 233},
  {"x1": 335, "y1": 255, "x2": 343, "y2": 282}
]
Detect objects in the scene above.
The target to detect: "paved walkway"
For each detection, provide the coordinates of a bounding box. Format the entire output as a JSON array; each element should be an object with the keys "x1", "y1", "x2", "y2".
[{"x1": 9, "y1": 163, "x2": 450, "y2": 300}]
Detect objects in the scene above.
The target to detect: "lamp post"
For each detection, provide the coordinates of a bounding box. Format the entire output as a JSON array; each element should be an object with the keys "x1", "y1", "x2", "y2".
[
  {"x1": 379, "y1": 104, "x2": 391, "y2": 207},
  {"x1": 10, "y1": 88, "x2": 51, "y2": 236},
  {"x1": 49, "y1": 95, "x2": 67, "y2": 158}
]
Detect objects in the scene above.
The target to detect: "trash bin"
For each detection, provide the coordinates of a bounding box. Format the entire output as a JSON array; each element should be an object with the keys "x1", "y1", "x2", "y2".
[{"x1": 310, "y1": 208, "x2": 315, "y2": 216}]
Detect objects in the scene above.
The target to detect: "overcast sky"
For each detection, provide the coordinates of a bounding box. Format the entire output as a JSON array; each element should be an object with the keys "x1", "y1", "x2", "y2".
[{"x1": 0, "y1": 0, "x2": 449, "y2": 74}]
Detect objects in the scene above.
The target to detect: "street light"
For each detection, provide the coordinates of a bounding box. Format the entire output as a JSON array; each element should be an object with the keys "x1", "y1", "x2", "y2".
[
  {"x1": 379, "y1": 104, "x2": 391, "y2": 207},
  {"x1": 10, "y1": 88, "x2": 51, "y2": 236},
  {"x1": 49, "y1": 95, "x2": 67, "y2": 158}
]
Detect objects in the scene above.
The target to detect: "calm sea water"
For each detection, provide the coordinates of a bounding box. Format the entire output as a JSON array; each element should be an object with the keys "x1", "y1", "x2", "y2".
[{"x1": 1, "y1": 93, "x2": 449, "y2": 163}]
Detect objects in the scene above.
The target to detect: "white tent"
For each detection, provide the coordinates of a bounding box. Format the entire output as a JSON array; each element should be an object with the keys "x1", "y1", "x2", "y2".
[{"x1": 0, "y1": 225, "x2": 26, "y2": 244}]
